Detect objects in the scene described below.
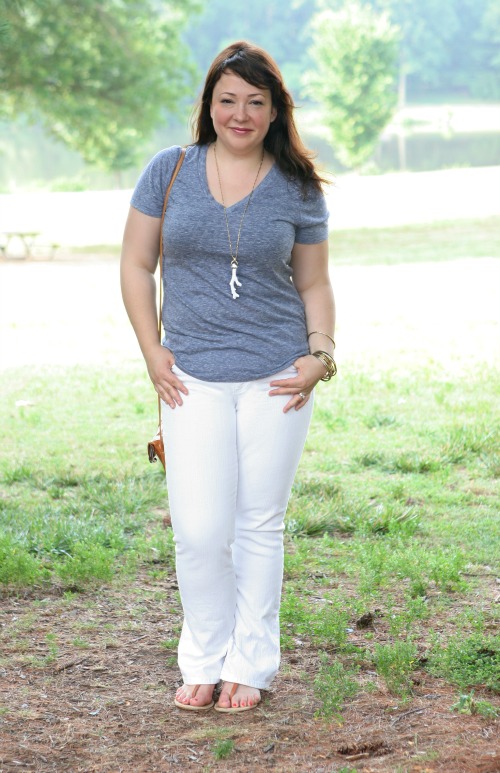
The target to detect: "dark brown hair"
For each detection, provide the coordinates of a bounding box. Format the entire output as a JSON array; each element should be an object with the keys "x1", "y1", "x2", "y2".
[{"x1": 192, "y1": 41, "x2": 327, "y2": 193}]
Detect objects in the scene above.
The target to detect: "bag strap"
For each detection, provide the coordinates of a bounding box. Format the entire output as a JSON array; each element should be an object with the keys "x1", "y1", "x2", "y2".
[
  {"x1": 158, "y1": 147, "x2": 186, "y2": 339},
  {"x1": 157, "y1": 147, "x2": 186, "y2": 433}
]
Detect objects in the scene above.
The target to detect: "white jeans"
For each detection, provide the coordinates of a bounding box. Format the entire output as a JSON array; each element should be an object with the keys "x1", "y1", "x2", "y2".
[{"x1": 162, "y1": 365, "x2": 313, "y2": 689}]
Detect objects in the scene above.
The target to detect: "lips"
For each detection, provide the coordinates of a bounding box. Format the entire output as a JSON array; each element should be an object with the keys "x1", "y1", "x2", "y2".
[{"x1": 230, "y1": 127, "x2": 252, "y2": 134}]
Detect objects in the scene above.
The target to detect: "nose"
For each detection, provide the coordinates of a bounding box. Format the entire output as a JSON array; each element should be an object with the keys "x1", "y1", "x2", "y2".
[{"x1": 234, "y1": 101, "x2": 248, "y2": 122}]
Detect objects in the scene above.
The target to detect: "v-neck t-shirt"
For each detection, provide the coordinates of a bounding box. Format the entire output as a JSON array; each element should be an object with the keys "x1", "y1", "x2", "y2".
[{"x1": 130, "y1": 143, "x2": 329, "y2": 382}]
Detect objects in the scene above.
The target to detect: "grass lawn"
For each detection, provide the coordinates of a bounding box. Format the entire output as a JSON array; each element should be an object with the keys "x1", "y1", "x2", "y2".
[
  {"x1": 0, "y1": 226, "x2": 499, "y2": 771},
  {"x1": 331, "y1": 216, "x2": 500, "y2": 265}
]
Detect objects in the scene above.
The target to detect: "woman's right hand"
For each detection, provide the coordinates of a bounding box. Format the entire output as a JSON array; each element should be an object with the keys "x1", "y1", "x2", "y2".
[{"x1": 145, "y1": 345, "x2": 188, "y2": 409}]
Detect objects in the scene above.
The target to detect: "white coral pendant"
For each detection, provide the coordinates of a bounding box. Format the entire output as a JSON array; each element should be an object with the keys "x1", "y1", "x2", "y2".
[{"x1": 230, "y1": 265, "x2": 242, "y2": 299}]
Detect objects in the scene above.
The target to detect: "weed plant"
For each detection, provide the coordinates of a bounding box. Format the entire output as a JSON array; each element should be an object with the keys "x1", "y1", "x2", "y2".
[
  {"x1": 212, "y1": 739, "x2": 235, "y2": 760},
  {"x1": 372, "y1": 640, "x2": 419, "y2": 697},
  {"x1": 428, "y1": 632, "x2": 500, "y2": 693},
  {"x1": 451, "y1": 692, "x2": 499, "y2": 719},
  {"x1": 314, "y1": 653, "x2": 359, "y2": 720}
]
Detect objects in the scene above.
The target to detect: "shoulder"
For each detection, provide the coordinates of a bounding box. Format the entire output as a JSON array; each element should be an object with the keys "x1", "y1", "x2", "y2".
[
  {"x1": 131, "y1": 145, "x2": 197, "y2": 217},
  {"x1": 273, "y1": 166, "x2": 326, "y2": 200},
  {"x1": 271, "y1": 173, "x2": 328, "y2": 242},
  {"x1": 144, "y1": 143, "x2": 205, "y2": 188},
  {"x1": 143, "y1": 144, "x2": 186, "y2": 179},
  {"x1": 275, "y1": 171, "x2": 328, "y2": 217}
]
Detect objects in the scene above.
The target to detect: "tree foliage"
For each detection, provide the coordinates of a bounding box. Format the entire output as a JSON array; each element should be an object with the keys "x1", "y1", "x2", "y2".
[
  {"x1": 369, "y1": 0, "x2": 459, "y2": 88},
  {"x1": 183, "y1": 0, "x2": 313, "y2": 95},
  {"x1": 368, "y1": 0, "x2": 500, "y2": 99},
  {"x1": 474, "y1": 0, "x2": 500, "y2": 98},
  {"x1": 305, "y1": 1, "x2": 399, "y2": 169},
  {"x1": 0, "y1": 0, "x2": 199, "y2": 171},
  {"x1": 311, "y1": 0, "x2": 500, "y2": 101},
  {"x1": 446, "y1": 0, "x2": 500, "y2": 99},
  {"x1": 1, "y1": 0, "x2": 498, "y2": 180}
]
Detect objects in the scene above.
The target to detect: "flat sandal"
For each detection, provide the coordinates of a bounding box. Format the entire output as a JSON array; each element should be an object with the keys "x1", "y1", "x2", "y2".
[
  {"x1": 214, "y1": 682, "x2": 260, "y2": 713},
  {"x1": 174, "y1": 684, "x2": 214, "y2": 711}
]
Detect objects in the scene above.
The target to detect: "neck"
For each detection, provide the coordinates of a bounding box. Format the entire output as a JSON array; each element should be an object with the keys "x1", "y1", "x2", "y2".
[{"x1": 212, "y1": 141, "x2": 265, "y2": 167}]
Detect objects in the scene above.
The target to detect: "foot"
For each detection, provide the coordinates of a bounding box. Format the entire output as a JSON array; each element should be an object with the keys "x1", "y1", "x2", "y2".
[
  {"x1": 175, "y1": 683, "x2": 215, "y2": 710},
  {"x1": 215, "y1": 682, "x2": 261, "y2": 712}
]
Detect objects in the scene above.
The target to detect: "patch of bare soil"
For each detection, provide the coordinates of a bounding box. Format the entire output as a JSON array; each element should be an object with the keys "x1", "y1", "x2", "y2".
[{"x1": 1, "y1": 567, "x2": 499, "y2": 773}]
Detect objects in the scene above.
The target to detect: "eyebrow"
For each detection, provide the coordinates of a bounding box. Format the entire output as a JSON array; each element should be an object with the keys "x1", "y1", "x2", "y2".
[{"x1": 219, "y1": 91, "x2": 266, "y2": 97}]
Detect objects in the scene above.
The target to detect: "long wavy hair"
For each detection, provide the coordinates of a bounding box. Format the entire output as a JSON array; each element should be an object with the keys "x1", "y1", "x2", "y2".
[{"x1": 192, "y1": 41, "x2": 327, "y2": 193}]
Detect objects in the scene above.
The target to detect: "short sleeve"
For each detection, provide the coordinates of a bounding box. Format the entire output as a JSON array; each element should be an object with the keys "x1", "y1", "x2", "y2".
[
  {"x1": 130, "y1": 145, "x2": 184, "y2": 218},
  {"x1": 294, "y1": 186, "x2": 329, "y2": 244}
]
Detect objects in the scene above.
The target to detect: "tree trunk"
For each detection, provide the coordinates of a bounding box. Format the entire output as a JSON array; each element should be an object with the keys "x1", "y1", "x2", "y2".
[
  {"x1": 398, "y1": 57, "x2": 407, "y2": 170},
  {"x1": 398, "y1": 63, "x2": 406, "y2": 110},
  {"x1": 397, "y1": 131, "x2": 406, "y2": 172}
]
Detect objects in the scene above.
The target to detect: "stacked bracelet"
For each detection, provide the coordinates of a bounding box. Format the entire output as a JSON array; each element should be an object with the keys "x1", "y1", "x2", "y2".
[
  {"x1": 307, "y1": 332, "x2": 337, "y2": 381},
  {"x1": 312, "y1": 350, "x2": 337, "y2": 381}
]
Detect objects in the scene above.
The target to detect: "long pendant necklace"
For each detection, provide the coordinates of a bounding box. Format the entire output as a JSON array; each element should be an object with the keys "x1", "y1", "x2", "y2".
[{"x1": 213, "y1": 143, "x2": 264, "y2": 299}]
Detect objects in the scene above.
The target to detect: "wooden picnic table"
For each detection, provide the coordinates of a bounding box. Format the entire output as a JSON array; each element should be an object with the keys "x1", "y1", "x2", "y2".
[{"x1": 0, "y1": 231, "x2": 58, "y2": 260}]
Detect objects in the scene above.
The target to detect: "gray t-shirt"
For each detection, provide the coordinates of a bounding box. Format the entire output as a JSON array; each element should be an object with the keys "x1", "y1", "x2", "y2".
[{"x1": 131, "y1": 143, "x2": 329, "y2": 381}]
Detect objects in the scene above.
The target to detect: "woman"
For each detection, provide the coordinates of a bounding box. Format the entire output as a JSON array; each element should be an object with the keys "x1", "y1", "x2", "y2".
[{"x1": 121, "y1": 41, "x2": 336, "y2": 713}]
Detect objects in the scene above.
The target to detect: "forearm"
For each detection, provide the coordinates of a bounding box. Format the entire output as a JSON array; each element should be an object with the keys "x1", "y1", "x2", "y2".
[{"x1": 299, "y1": 282, "x2": 336, "y2": 356}]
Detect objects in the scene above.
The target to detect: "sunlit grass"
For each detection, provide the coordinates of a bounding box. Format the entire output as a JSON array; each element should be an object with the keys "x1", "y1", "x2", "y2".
[{"x1": 330, "y1": 216, "x2": 500, "y2": 265}]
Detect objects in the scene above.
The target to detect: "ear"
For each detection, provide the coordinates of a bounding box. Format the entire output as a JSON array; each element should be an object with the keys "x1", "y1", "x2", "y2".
[{"x1": 270, "y1": 106, "x2": 277, "y2": 122}]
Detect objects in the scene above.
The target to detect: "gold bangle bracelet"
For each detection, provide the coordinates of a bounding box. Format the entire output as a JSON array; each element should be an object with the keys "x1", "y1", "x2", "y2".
[
  {"x1": 314, "y1": 349, "x2": 335, "y2": 367},
  {"x1": 312, "y1": 350, "x2": 337, "y2": 381},
  {"x1": 307, "y1": 331, "x2": 336, "y2": 349}
]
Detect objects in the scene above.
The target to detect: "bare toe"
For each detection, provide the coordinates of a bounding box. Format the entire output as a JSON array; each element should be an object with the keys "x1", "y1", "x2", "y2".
[
  {"x1": 175, "y1": 686, "x2": 191, "y2": 704},
  {"x1": 190, "y1": 684, "x2": 215, "y2": 706},
  {"x1": 175, "y1": 683, "x2": 215, "y2": 708},
  {"x1": 217, "y1": 686, "x2": 232, "y2": 709},
  {"x1": 218, "y1": 682, "x2": 261, "y2": 710}
]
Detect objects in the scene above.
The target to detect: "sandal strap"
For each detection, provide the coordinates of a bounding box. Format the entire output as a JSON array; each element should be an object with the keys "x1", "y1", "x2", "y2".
[{"x1": 228, "y1": 683, "x2": 239, "y2": 700}]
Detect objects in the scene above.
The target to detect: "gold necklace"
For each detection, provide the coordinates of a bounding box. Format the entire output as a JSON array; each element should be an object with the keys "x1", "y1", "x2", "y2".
[{"x1": 213, "y1": 143, "x2": 264, "y2": 299}]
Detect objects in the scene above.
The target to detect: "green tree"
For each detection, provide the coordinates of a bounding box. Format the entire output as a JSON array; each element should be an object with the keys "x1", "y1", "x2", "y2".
[
  {"x1": 446, "y1": 0, "x2": 500, "y2": 99},
  {"x1": 305, "y1": 1, "x2": 400, "y2": 169},
  {"x1": 369, "y1": 0, "x2": 459, "y2": 104},
  {"x1": 0, "y1": 0, "x2": 199, "y2": 172},
  {"x1": 473, "y1": 0, "x2": 500, "y2": 98},
  {"x1": 369, "y1": 0, "x2": 500, "y2": 100}
]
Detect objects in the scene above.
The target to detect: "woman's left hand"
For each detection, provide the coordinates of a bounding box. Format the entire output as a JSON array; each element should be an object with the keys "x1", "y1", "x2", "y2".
[{"x1": 269, "y1": 354, "x2": 327, "y2": 413}]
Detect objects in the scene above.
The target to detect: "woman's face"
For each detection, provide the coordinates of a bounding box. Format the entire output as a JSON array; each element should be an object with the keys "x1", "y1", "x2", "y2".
[{"x1": 210, "y1": 70, "x2": 277, "y2": 155}]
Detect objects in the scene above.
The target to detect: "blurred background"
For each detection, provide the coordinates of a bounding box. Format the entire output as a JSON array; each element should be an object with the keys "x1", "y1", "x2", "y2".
[
  {"x1": 0, "y1": 0, "x2": 498, "y2": 369},
  {"x1": 1, "y1": 0, "x2": 499, "y2": 192}
]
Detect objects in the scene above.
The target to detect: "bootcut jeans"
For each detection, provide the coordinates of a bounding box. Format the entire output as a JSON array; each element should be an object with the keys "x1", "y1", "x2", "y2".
[{"x1": 162, "y1": 364, "x2": 313, "y2": 689}]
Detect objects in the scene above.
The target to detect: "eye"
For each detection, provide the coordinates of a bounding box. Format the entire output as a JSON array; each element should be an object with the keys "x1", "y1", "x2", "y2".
[
  {"x1": 250, "y1": 100, "x2": 264, "y2": 106},
  {"x1": 220, "y1": 98, "x2": 234, "y2": 104}
]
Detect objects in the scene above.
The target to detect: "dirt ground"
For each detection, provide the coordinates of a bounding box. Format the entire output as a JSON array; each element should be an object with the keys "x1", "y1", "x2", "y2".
[{"x1": 1, "y1": 561, "x2": 499, "y2": 773}]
